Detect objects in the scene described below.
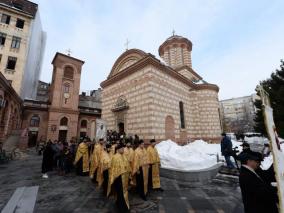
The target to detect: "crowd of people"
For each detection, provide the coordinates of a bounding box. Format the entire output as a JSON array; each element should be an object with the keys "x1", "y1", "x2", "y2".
[
  {"x1": 41, "y1": 139, "x2": 77, "y2": 178},
  {"x1": 41, "y1": 133, "x2": 162, "y2": 213},
  {"x1": 220, "y1": 133, "x2": 279, "y2": 213}
]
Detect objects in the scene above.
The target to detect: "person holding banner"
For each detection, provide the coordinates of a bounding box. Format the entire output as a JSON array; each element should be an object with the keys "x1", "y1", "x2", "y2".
[{"x1": 239, "y1": 151, "x2": 279, "y2": 213}]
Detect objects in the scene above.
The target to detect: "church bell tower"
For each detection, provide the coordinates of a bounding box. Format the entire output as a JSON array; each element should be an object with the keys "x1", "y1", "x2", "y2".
[{"x1": 47, "y1": 52, "x2": 84, "y2": 142}]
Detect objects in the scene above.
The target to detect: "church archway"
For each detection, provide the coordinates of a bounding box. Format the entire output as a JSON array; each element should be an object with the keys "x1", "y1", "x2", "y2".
[{"x1": 165, "y1": 115, "x2": 175, "y2": 141}]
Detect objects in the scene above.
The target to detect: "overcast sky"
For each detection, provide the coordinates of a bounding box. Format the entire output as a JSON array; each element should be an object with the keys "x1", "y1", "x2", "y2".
[{"x1": 33, "y1": 0, "x2": 284, "y2": 100}]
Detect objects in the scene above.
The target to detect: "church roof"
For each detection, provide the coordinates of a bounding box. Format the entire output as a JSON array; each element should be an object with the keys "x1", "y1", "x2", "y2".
[
  {"x1": 51, "y1": 52, "x2": 85, "y2": 65},
  {"x1": 107, "y1": 49, "x2": 147, "y2": 79},
  {"x1": 101, "y1": 50, "x2": 219, "y2": 92}
]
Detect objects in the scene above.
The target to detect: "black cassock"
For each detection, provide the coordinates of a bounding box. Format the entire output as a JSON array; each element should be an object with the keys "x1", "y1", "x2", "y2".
[
  {"x1": 75, "y1": 158, "x2": 88, "y2": 176},
  {"x1": 136, "y1": 167, "x2": 147, "y2": 200},
  {"x1": 114, "y1": 176, "x2": 129, "y2": 213},
  {"x1": 102, "y1": 170, "x2": 109, "y2": 196},
  {"x1": 42, "y1": 144, "x2": 54, "y2": 173},
  {"x1": 239, "y1": 166, "x2": 278, "y2": 213}
]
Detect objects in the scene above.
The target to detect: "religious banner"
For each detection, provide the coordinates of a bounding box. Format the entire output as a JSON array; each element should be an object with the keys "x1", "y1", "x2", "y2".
[
  {"x1": 96, "y1": 119, "x2": 107, "y2": 141},
  {"x1": 259, "y1": 86, "x2": 284, "y2": 213}
]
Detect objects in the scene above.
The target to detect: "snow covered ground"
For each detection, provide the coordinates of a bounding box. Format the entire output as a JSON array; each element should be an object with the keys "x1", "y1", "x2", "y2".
[{"x1": 156, "y1": 139, "x2": 242, "y2": 171}]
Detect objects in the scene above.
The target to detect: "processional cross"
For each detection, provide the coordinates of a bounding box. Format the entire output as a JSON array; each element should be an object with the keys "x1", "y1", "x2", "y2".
[
  {"x1": 66, "y1": 49, "x2": 72, "y2": 56},
  {"x1": 124, "y1": 39, "x2": 130, "y2": 51}
]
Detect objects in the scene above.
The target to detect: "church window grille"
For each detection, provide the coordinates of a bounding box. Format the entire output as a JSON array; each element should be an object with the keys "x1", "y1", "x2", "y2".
[
  {"x1": 64, "y1": 66, "x2": 74, "y2": 79},
  {"x1": 63, "y1": 84, "x2": 70, "y2": 93},
  {"x1": 30, "y1": 115, "x2": 40, "y2": 127},
  {"x1": 81, "y1": 120, "x2": 87, "y2": 128},
  {"x1": 60, "y1": 117, "x2": 68, "y2": 126},
  {"x1": 179, "y1": 101, "x2": 185, "y2": 129}
]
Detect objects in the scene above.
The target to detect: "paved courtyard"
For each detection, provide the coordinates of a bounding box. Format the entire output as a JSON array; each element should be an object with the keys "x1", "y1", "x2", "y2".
[{"x1": 0, "y1": 150, "x2": 244, "y2": 213}]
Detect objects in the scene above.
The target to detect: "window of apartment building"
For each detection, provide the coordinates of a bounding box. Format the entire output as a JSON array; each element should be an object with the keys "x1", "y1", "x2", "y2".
[
  {"x1": 6, "y1": 56, "x2": 17, "y2": 70},
  {"x1": 1, "y1": 14, "x2": 11, "y2": 24},
  {"x1": 0, "y1": 32, "x2": 6, "y2": 45},
  {"x1": 16, "y1": 18, "x2": 25, "y2": 29},
  {"x1": 11, "y1": 36, "x2": 21, "y2": 49}
]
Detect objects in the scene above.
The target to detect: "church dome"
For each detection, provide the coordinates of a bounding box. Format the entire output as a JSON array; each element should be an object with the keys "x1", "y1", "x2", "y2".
[
  {"x1": 159, "y1": 35, "x2": 192, "y2": 56},
  {"x1": 158, "y1": 35, "x2": 193, "y2": 68}
]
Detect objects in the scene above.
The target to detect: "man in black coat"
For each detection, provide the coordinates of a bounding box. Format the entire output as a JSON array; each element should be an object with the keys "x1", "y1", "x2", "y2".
[
  {"x1": 220, "y1": 133, "x2": 235, "y2": 169},
  {"x1": 239, "y1": 151, "x2": 279, "y2": 213}
]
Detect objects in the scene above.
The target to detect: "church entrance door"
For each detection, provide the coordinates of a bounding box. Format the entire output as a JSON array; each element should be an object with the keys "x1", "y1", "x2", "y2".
[
  {"x1": 28, "y1": 131, "x2": 38, "y2": 147},
  {"x1": 58, "y1": 130, "x2": 67, "y2": 142},
  {"x1": 118, "y1": 122, "x2": 124, "y2": 135}
]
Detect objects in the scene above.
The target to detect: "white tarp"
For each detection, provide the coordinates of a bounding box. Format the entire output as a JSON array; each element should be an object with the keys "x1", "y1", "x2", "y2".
[{"x1": 155, "y1": 139, "x2": 242, "y2": 171}]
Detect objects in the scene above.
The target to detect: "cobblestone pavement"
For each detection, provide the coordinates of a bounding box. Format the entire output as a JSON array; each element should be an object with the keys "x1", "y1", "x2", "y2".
[{"x1": 0, "y1": 150, "x2": 244, "y2": 213}]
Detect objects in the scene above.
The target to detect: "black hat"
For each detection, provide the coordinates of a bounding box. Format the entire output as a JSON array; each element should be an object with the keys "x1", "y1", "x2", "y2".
[
  {"x1": 99, "y1": 138, "x2": 104, "y2": 142},
  {"x1": 138, "y1": 139, "x2": 144, "y2": 145},
  {"x1": 221, "y1": 132, "x2": 226, "y2": 136},
  {"x1": 241, "y1": 142, "x2": 250, "y2": 148},
  {"x1": 245, "y1": 151, "x2": 264, "y2": 162},
  {"x1": 150, "y1": 139, "x2": 156, "y2": 143}
]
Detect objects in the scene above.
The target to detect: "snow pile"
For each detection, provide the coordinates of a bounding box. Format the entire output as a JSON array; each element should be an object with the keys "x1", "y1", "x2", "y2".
[{"x1": 156, "y1": 139, "x2": 242, "y2": 171}]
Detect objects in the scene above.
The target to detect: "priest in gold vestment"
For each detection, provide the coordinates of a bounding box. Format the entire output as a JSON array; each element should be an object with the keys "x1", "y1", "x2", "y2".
[
  {"x1": 124, "y1": 142, "x2": 134, "y2": 165},
  {"x1": 147, "y1": 139, "x2": 163, "y2": 191},
  {"x1": 96, "y1": 144, "x2": 111, "y2": 196},
  {"x1": 89, "y1": 139, "x2": 104, "y2": 180},
  {"x1": 74, "y1": 139, "x2": 90, "y2": 176},
  {"x1": 107, "y1": 143, "x2": 130, "y2": 213},
  {"x1": 132, "y1": 140, "x2": 149, "y2": 200}
]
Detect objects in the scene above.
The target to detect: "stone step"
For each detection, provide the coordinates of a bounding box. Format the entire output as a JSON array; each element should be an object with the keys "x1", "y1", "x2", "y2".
[{"x1": 1, "y1": 186, "x2": 39, "y2": 213}]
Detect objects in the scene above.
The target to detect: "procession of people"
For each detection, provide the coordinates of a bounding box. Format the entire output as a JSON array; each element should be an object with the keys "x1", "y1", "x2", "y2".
[
  {"x1": 41, "y1": 130, "x2": 281, "y2": 213},
  {"x1": 41, "y1": 132, "x2": 162, "y2": 213}
]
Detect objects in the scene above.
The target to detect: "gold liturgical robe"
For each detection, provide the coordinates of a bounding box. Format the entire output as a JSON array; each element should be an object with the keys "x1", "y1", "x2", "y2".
[
  {"x1": 147, "y1": 145, "x2": 161, "y2": 189},
  {"x1": 124, "y1": 147, "x2": 134, "y2": 164},
  {"x1": 107, "y1": 153, "x2": 131, "y2": 208},
  {"x1": 89, "y1": 143, "x2": 103, "y2": 178},
  {"x1": 132, "y1": 147, "x2": 149, "y2": 195},
  {"x1": 96, "y1": 150, "x2": 111, "y2": 188},
  {"x1": 74, "y1": 142, "x2": 89, "y2": 173}
]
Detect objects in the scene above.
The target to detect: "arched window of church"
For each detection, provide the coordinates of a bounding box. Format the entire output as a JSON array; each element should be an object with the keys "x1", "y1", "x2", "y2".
[
  {"x1": 81, "y1": 120, "x2": 87, "y2": 128},
  {"x1": 179, "y1": 101, "x2": 185, "y2": 129},
  {"x1": 60, "y1": 117, "x2": 68, "y2": 126},
  {"x1": 30, "y1": 115, "x2": 40, "y2": 127},
  {"x1": 64, "y1": 66, "x2": 74, "y2": 79}
]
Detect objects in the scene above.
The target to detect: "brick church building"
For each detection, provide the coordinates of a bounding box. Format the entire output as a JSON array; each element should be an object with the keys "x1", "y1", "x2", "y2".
[{"x1": 101, "y1": 35, "x2": 222, "y2": 143}]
